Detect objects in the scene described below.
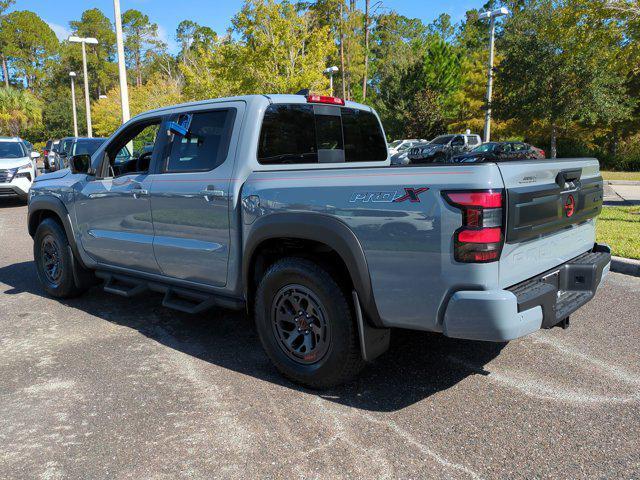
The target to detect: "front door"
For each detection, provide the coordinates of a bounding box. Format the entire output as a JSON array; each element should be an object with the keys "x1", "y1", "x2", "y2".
[
  {"x1": 149, "y1": 104, "x2": 242, "y2": 287},
  {"x1": 75, "y1": 117, "x2": 164, "y2": 273}
]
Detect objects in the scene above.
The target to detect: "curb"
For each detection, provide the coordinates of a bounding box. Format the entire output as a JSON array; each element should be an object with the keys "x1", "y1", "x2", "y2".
[
  {"x1": 611, "y1": 256, "x2": 640, "y2": 277},
  {"x1": 605, "y1": 180, "x2": 640, "y2": 186}
]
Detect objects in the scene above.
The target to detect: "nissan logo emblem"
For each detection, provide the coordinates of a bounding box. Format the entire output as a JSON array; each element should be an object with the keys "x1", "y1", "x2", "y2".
[{"x1": 564, "y1": 194, "x2": 576, "y2": 218}]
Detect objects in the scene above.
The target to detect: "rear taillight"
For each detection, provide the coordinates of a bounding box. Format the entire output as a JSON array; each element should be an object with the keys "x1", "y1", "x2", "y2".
[
  {"x1": 443, "y1": 190, "x2": 504, "y2": 263},
  {"x1": 307, "y1": 94, "x2": 345, "y2": 106}
]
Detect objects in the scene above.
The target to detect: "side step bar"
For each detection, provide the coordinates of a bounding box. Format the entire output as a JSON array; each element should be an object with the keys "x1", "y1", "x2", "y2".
[{"x1": 95, "y1": 271, "x2": 244, "y2": 314}]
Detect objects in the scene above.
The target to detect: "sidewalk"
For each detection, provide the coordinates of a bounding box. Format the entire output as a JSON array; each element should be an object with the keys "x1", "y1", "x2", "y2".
[{"x1": 604, "y1": 180, "x2": 640, "y2": 206}]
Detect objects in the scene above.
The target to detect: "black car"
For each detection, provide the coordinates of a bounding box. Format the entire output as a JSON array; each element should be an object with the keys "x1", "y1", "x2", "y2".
[
  {"x1": 407, "y1": 134, "x2": 482, "y2": 163},
  {"x1": 451, "y1": 141, "x2": 545, "y2": 163},
  {"x1": 53, "y1": 137, "x2": 107, "y2": 171}
]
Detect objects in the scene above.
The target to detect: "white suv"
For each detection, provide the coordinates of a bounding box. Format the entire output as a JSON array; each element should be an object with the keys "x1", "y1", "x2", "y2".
[{"x1": 0, "y1": 137, "x2": 39, "y2": 201}]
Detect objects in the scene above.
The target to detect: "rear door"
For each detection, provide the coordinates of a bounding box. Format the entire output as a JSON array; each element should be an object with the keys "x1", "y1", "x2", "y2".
[
  {"x1": 149, "y1": 102, "x2": 243, "y2": 287},
  {"x1": 497, "y1": 159, "x2": 604, "y2": 288}
]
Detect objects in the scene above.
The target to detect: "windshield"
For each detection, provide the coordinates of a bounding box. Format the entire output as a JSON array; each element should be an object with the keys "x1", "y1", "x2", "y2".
[
  {"x1": 389, "y1": 140, "x2": 402, "y2": 148},
  {"x1": 72, "y1": 139, "x2": 105, "y2": 156},
  {"x1": 472, "y1": 143, "x2": 498, "y2": 153},
  {"x1": 430, "y1": 135, "x2": 454, "y2": 145},
  {"x1": 0, "y1": 141, "x2": 26, "y2": 158}
]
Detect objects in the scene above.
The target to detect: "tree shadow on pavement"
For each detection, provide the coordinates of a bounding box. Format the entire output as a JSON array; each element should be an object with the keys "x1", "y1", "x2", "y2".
[{"x1": 0, "y1": 261, "x2": 505, "y2": 413}]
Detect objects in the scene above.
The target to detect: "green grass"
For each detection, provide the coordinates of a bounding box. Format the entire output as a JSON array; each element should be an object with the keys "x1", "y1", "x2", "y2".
[
  {"x1": 597, "y1": 206, "x2": 640, "y2": 260},
  {"x1": 601, "y1": 171, "x2": 640, "y2": 181}
]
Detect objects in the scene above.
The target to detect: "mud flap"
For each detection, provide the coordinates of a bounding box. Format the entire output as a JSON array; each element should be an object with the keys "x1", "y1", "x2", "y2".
[
  {"x1": 67, "y1": 245, "x2": 98, "y2": 289},
  {"x1": 352, "y1": 291, "x2": 390, "y2": 362}
]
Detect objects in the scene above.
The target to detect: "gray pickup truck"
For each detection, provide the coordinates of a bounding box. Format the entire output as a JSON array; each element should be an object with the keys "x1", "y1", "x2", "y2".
[{"x1": 27, "y1": 94, "x2": 610, "y2": 388}]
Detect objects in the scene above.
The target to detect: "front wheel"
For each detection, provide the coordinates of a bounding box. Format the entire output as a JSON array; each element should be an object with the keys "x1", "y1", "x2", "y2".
[
  {"x1": 254, "y1": 257, "x2": 365, "y2": 388},
  {"x1": 34, "y1": 218, "x2": 89, "y2": 298}
]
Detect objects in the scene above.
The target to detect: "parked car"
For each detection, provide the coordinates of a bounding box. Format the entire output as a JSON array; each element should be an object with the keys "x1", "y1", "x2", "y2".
[
  {"x1": 391, "y1": 140, "x2": 431, "y2": 166},
  {"x1": 0, "y1": 137, "x2": 39, "y2": 201},
  {"x1": 452, "y1": 141, "x2": 546, "y2": 163},
  {"x1": 28, "y1": 94, "x2": 609, "y2": 388},
  {"x1": 388, "y1": 139, "x2": 427, "y2": 157},
  {"x1": 47, "y1": 140, "x2": 61, "y2": 172},
  {"x1": 54, "y1": 137, "x2": 107, "y2": 171},
  {"x1": 42, "y1": 140, "x2": 54, "y2": 171},
  {"x1": 408, "y1": 133, "x2": 482, "y2": 163}
]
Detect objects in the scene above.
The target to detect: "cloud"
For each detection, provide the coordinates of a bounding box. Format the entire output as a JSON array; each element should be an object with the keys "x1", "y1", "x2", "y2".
[{"x1": 48, "y1": 21, "x2": 72, "y2": 42}]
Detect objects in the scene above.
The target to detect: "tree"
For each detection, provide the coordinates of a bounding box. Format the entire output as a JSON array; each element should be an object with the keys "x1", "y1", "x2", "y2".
[
  {"x1": 495, "y1": 0, "x2": 634, "y2": 157},
  {"x1": 0, "y1": 86, "x2": 41, "y2": 135},
  {"x1": 428, "y1": 13, "x2": 456, "y2": 43},
  {"x1": 368, "y1": 12, "x2": 430, "y2": 137},
  {"x1": 0, "y1": 0, "x2": 15, "y2": 87},
  {"x1": 176, "y1": 19, "x2": 217, "y2": 71},
  {"x1": 403, "y1": 88, "x2": 446, "y2": 139},
  {"x1": 0, "y1": 10, "x2": 58, "y2": 90},
  {"x1": 181, "y1": 0, "x2": 334, "y2": 100},
  {"x1": 122, "y1": 9, "x2": 166, "y2": 87},
  {"x1": 362, "y1": 0, "x2": 370, "y2": 100},
  {"x1": 92, "y1": 75, "x2": 182, "y2": 136},
  {"x1": 69, "y1": 8, "x2": 118, "y2": 96}
]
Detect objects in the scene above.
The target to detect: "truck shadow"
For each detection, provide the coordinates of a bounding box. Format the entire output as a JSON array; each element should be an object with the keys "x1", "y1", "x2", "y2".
[{"x1": 0, "y1": 261, "x2": 505, "y2": 413}]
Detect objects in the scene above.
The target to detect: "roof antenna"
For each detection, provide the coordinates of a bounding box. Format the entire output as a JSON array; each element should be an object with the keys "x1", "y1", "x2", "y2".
[{"x1": 296, "y1": 89, "x2": 310, "y2": 96}]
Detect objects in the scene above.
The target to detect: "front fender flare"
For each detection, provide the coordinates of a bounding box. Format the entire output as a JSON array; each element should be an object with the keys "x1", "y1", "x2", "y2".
[
  {"x1": 28, "y1": 195, "x2": 87, "y2": 269},
  {"x1": 243, "y1": 212, "x2": 383, "y2": 327}
]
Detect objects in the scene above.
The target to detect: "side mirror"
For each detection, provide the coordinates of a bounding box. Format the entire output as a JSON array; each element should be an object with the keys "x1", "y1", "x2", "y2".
[
  {"x1": 31, "y1": 151, "x2": 40, "y2": 159},
  {"x1": 69, "y1": 154, "x2": 91, "y2": 174}
]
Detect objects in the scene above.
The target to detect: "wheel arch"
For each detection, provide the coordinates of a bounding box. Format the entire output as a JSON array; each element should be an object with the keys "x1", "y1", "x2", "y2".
[
  {"x1": 28, "y1": 195, "x2": 87, "y2": 269},
  {"x1": 243, "y1": 213, "x2": 383, "y2": 327}
]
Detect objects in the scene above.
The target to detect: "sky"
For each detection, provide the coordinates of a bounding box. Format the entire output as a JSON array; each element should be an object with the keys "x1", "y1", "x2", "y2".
[{"x1": 17, "y1": 0, "x2": 487, "y2": 53}]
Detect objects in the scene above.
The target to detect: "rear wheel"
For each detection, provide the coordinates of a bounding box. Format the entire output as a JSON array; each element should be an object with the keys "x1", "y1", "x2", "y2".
[
  {"x1": 255, "y1": 257, "x2": 365, "y2": 388},
  {"x1": 34, "y1": 218, "x2": 90, "y2": 298}
]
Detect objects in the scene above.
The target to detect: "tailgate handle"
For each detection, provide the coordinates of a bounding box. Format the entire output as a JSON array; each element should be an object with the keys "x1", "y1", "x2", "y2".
[{"x1": 556, "y1": 169, "x2": 582, "y2": 189}]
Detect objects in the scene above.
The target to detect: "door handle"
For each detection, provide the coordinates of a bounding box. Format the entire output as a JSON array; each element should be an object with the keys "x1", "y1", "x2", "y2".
[
  {"x1": 131, "y1": 188, "x2": 148, "y2": 199},
  {"x1": 200, "y1": 186, "x2": 225, "y2": 202}
]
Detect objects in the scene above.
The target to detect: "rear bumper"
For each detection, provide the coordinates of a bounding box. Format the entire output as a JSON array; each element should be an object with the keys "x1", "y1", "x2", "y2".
[{"x1": 443, "y1": 244, "x2": 611, "y2": 342}]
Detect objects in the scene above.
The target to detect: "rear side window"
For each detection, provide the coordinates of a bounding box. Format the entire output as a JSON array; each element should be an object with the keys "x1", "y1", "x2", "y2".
[
  {"x1": 258, "y1": 103, "x2": 387, "y2": 165},
  {"x1": 165, "y1": 109, "x2": 235, "y2": 173}
]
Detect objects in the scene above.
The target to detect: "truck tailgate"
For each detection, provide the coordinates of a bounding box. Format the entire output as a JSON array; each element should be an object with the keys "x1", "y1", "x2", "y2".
[{"x1": 497, "y1": 158, "x2": 604, "y2": 288}]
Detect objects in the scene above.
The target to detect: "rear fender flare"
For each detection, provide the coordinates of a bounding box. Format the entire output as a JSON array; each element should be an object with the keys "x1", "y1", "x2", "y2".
[{"x1": 243, "y1": 213, "x2": 383, "y2": 327}]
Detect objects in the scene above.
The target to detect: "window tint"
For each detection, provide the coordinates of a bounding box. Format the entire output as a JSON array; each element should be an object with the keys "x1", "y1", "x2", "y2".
[
  {"x1": 342, "y1": 108, "x2": 387, "y2": 162},
  {"x1": 258, "y1": 103, "x2": 387, "y2": 165},
  {"x1": 165, "y1": 110, "x2": 235, "y2": 172},
  {"x1": 258, "y1": 104, "x2": 317, "y2": 164}
]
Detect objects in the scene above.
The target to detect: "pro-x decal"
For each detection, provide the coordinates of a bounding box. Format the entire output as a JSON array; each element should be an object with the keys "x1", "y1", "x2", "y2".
[{"x1": 349, "y1": 187, "x2": 429, "y2": 203}]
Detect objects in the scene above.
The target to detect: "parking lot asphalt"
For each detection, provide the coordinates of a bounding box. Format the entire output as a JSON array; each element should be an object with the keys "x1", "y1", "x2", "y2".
[{"x1": 0, "y1": 199, "x2": 638, "y2": 479}]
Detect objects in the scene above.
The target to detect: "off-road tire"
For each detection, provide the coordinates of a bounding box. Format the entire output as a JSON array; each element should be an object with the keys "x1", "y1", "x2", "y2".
[
  {"x1": 34, "y1": 218, "x2": 89, "y2": 298},
  {"x1": 255, "y1": 257, "x2": 365, "y2": 388}
]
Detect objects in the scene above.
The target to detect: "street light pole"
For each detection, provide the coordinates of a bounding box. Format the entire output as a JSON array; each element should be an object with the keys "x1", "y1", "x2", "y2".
[
  {"x1": 323, "y1": 66, "x2": 339, "y2": 96},
  {"x1": 69, "y1": 72, "x2": 78, "y2": 137},
  {"x1": 80, "y1": 42, "x2": 92, "y2": 137},
  {"x1": 113, "y1": 0, "x2": 130, "y2": 123},
  {"x1": 68, "y1": 36, "x2": 99, "y2": 138},
  {"x1": 480, "y1": 7, "x2": 510, "y2": 143}
]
